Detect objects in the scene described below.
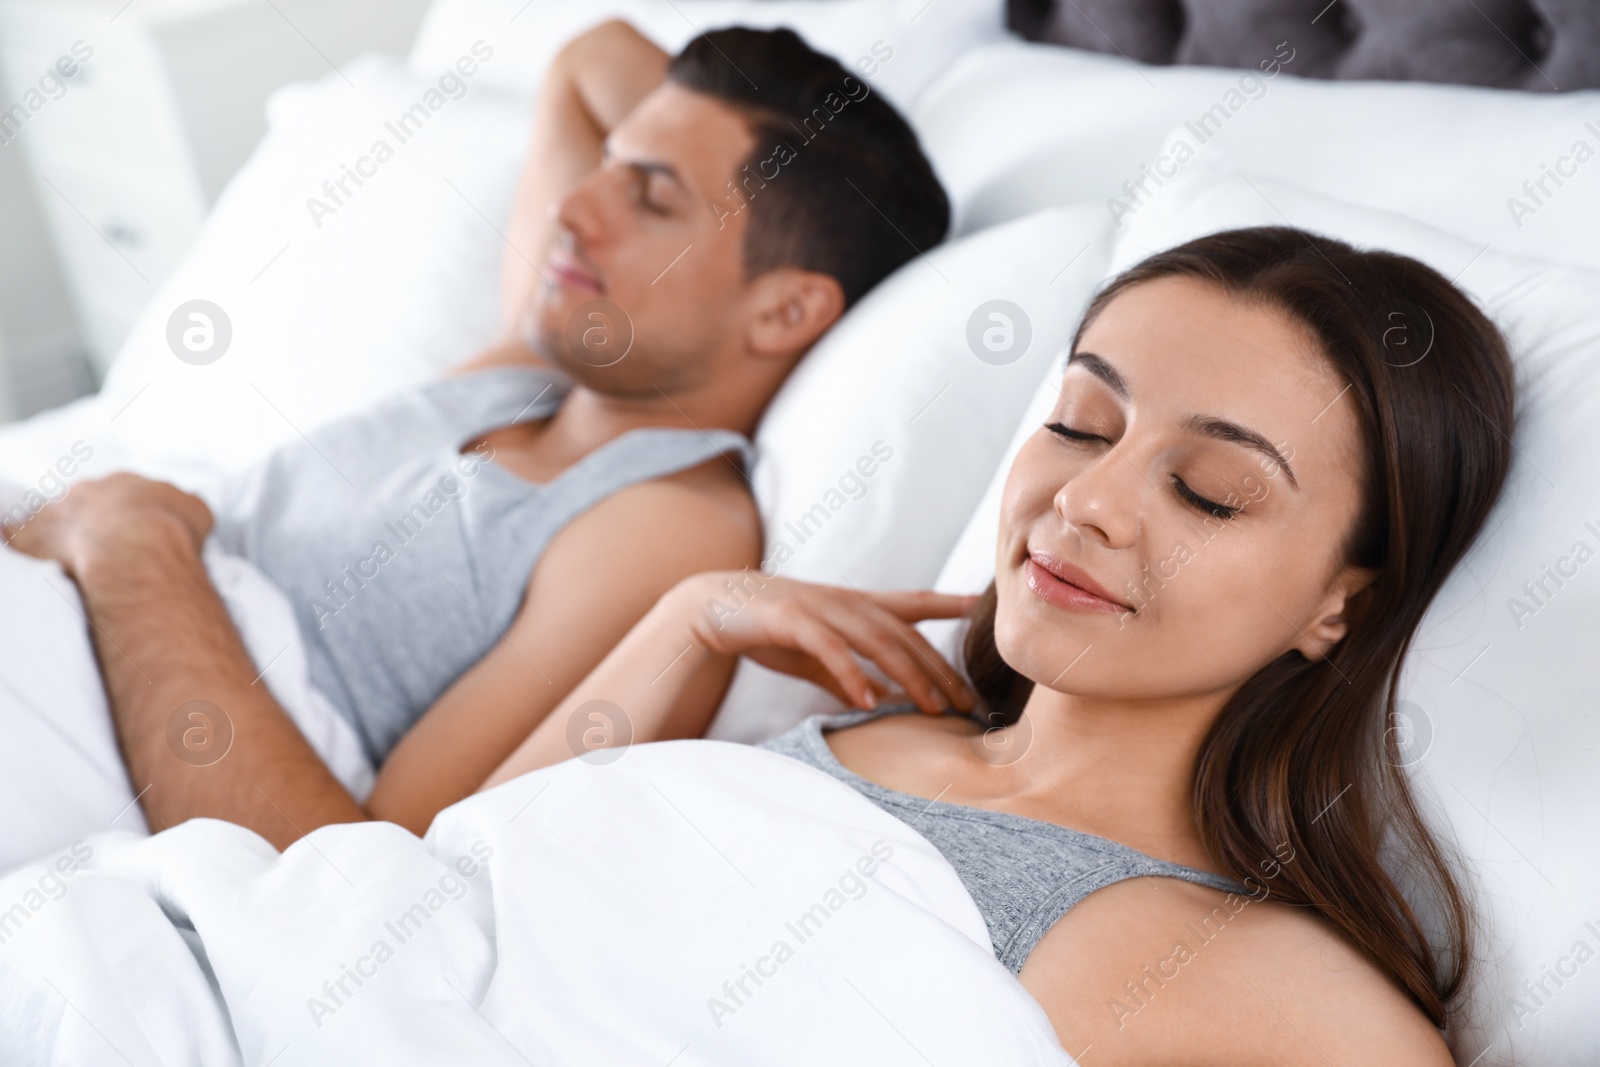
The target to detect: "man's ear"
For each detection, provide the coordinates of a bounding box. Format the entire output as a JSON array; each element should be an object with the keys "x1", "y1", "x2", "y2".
[
  {"x1": 1294, "y1": 564, "x2": 1379, "y2": 662},
  {"x1": 744, "y1": 268, "x2": 846, "y2": 362}
]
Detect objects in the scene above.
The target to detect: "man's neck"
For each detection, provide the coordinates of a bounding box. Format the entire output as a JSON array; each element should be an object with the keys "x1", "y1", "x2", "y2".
[
  {"x1": 543, "y1": 373, "x2": 761, "y2": 453},
  {"x1": 480, "y1": 378, "x2": 753, "y2": 487}
]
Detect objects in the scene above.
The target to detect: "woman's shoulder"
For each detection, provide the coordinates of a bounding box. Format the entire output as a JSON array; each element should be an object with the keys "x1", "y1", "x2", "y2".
[
  {"x1": 1021, "y1": 876, "x2": 1454, "y2": 1065},
  {"x1": 1201, "y1": 898, "x2": 1452, "y2": 1063}
]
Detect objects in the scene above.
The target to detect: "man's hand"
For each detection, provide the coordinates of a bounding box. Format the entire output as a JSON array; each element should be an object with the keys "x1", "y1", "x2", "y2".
[{"x1": 4, "y1": 472, "x2": 213, "y2": 577}]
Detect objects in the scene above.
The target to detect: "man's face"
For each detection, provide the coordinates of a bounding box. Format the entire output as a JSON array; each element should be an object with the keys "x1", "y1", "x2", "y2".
[{"x1": 528, "y1": 83, "x2": 759, "y2": 395}]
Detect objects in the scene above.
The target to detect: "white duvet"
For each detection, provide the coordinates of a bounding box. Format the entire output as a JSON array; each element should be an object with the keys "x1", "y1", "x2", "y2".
[
  {"x1": 0, "y1": 735, "x2": 1073, "y2": 1065},
  {"x1": 0, "y1": 541, "x2": 1070, "y2": 1063}
]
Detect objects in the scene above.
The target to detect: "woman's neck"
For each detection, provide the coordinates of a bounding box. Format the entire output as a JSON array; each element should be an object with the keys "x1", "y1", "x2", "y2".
[{"x1": 993, "y1": 684, "x2": 1235, "y2": 869}]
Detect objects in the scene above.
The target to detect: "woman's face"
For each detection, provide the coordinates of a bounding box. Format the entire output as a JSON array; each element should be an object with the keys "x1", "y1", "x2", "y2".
[{"x1": 994, "y1": 275, "x2": 1374, "y2": 702}]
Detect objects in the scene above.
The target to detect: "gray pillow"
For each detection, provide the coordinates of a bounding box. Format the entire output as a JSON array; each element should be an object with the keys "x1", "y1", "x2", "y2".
[{"x1": 1007, "y1": 0, "x2": 1600, "y2": 91}]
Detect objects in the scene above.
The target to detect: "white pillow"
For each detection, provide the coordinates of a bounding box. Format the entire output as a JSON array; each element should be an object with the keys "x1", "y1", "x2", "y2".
[
  {"x1": 705, "y1": 204, "x2": 1114, "y2": 742},
  {"x1": 0, "y1": 44, "x2": 1116, "y2": 752},
  {"x1": 408, "y1": 0, "x2": 1007, "y2": 113},
  {"x1": 911, "y1": 39, "x2": 1600, "y2": 273},
  {"x1": 929, "y1": 155, "x2": 1600, "y2": 1065},
  {"x1": 0, "y1": 53, "x2": 531, "y2": 497}
]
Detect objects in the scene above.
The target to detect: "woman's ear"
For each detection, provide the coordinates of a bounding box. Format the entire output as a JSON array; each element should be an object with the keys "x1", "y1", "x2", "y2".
[
  {"x1": 745, "y1": 268, "x2": 846, "y2": 363},
  {"x1": 1295, "y1": 565, "x2": 1379, "y2": 662}
]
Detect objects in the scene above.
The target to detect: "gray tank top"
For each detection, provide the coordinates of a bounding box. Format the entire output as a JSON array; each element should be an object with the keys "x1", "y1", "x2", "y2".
[
  {"x1": 211, "y1": 366, "x2": 754, "y2": 764},
  {"x1": 759, "y1": 707, "x2": 1252, "y2": 974}
]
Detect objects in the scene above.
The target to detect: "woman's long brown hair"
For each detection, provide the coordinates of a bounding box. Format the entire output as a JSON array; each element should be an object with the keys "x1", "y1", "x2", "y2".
[{"x1": 964, "y1": 226, "x2": 1516, "y2": 1029}]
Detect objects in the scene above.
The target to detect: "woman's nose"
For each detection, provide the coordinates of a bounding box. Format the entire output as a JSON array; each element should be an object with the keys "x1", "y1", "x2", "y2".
[{"x1": 1053, "y1": 450, "x2": 1142, "y2": 550}]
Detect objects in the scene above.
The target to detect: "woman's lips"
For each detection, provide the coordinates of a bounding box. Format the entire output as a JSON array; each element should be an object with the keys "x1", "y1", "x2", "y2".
[{"x1": 1024, "y1": 554, "x2": 1133, "y2": 615}]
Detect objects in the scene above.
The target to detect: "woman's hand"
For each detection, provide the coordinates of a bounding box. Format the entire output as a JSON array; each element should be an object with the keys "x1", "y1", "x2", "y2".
[
  {"x1": 483, "y1": 570, "x2": 980, "y2": 790},
  {"x1": 672, "y1": 572, "x2": 980, "y2": 715}
]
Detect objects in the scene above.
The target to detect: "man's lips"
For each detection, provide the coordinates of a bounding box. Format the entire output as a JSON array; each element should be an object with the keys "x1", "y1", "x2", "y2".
[
  {"x1": 1024, "y1": 551, "x2": 1135, "y2": 615},
  {"x1": 548, "y1": 253, "x2": 602, "y2": 294}
]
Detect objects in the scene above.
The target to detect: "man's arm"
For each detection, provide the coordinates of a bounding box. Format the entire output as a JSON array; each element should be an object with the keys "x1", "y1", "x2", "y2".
[
  {"x1": 365, "y1": 473, "x2": 762, "y2": 833},
  {"x1": 7, "y1": 471, "x2": 759, "y2": 846},
  {"x1": 6, "y1": 476, "x2": 366, "y2": 848},
  {"x1": 79, "y1": 526, "x2": 369, "y2": 845}
]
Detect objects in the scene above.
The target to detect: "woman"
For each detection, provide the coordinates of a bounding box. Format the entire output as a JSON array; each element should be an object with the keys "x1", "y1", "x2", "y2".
[{"x1": 483, "y1": 226, "x2": 1514, "y2": 1063}]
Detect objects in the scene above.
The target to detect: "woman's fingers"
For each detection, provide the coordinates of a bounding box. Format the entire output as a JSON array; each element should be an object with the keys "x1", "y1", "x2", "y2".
[
  {"x1": 820, "y1": 597, "x2": 975, "y2": 714},
  {"x1": 848, "y1": 588, "x2": 979, "y2": 711},
  {"x1": 781, "y1": 612, "x2": 881, "y2": 710},
  {"x1": 751, "y1": 647, "x2": 866, "y2": 709},
  {"x1": 843, "y1": 621, "x2": 941, "y2": 713},
  {"x1": 868, "y1": 598, "x2": 977, "y2": 711},
  {"x1": 862, "y1": 589, "x2": 982, "y2": 623},
  {"x1": 687, "y1": 578, "x2": 980, "y2": 714}
]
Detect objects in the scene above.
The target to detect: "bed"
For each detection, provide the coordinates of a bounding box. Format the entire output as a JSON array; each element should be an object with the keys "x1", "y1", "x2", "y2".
[{"x1": 0, "y1": 0, "x2": 1597, "y2": 1062}]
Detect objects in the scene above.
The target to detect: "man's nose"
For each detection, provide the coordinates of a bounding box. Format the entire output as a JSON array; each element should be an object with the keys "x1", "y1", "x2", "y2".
[{"x1": 553, "y1": 169, "x2": 616, "y2": 252}]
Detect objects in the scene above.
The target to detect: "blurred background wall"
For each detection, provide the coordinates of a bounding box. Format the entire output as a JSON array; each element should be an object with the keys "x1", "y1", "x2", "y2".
[{"x1": 0, "y1": 0, "x2": 433, "y2": 423}]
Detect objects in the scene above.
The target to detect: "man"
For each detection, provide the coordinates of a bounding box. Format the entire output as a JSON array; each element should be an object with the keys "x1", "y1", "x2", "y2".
[{"x1": 6, "y1": 22, "x2": 948, "y2": 846}]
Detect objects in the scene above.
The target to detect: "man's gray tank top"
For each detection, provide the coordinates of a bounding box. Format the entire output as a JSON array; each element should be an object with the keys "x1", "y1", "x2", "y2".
[
  {"x1": 759, "y1": 707, "x2": 1253, "y2": 974},
  {"x1": 211, "y1": 366, "x2": 754, "y2": 764}
]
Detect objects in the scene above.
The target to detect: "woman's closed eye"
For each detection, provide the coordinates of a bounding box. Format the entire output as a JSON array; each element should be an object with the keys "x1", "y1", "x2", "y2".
[
  {"x1": 1043, "y1": 420, "x2": 1103, "y2": 444},
  {"x1": 1171, "y1": 476, "x2": 1240, "y2": 520},
  {"x1": 1043, "y1": 420, "x2": 1241, "y2": 521}
]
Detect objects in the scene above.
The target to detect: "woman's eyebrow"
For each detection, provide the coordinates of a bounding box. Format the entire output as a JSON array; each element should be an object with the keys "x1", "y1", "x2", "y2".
[
  {"x1": 1183, "y1": 414, "x2": 1299, "y2": 489},
  {"x1": 1065, "y1": 350, "x2": 1299, "y2": 489},
  {"x1": 1064, "y1": 351, "x2": 1129, "y2": 399}
]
